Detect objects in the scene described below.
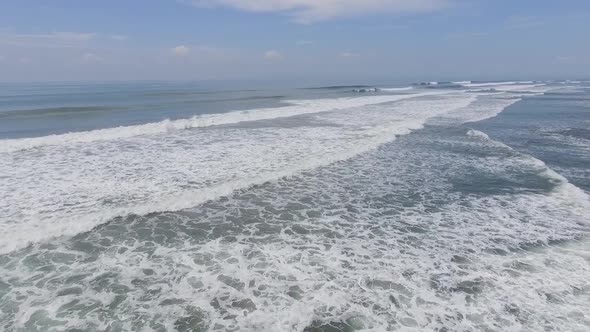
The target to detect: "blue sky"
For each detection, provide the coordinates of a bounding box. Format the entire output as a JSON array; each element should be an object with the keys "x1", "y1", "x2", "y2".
[{"x1": 0, "y1": 0, "x2": 589, "y2": 82}]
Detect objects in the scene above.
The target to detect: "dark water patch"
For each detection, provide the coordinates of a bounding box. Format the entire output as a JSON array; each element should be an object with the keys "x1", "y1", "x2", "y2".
[
  {"x1": 450, "y1": 278, "x2": 488, "y2": 295},
  {"x1": 451, "y1": 255, "x2": 472, "y2": 264},
  {"x1": 174, "y1": 308, "x2": 209, "y2": 332},
  {"x1": 0, "y1": 106, "x2": 118, "y2": 119},
  {"x1": 140, "y1": 89, "x2": 259, "y2": 97},
  {"x1": 558, "y1": 128, "x2": 590, "y2": 140},
  {"x1": 0, "y1": 279, "x2": 10, "y2": 299},
  {"x1": 505, "y1": 90, "x2": 538, "y2": 95},
  {"x1": 57, "y1": 287, "x2": 84, "y2": 297},
  {"x1": 449, "y1": 171, "x2": 556, "y2": 195},
  {"x1": 304, "y1": 319, "x2": 363, "y2": 332},
  {"x1": 518, "y1": 237, "x2": 589, "y2": 253},
  {"x1": 23, "y1": 310, "x2": 65, "y2": 331},
  {"x1": 219, "y1": 95, "x2": 285, "y2": 102},
  {"x1": 505, "y1": 260, "x2": 537, "y2": 273},
  {"x1": 287, "y1": 285, "x2": 304, "y2": 300},
  {"x1": 541, "y1": 95, "x2": 590, "y2": 102},
  {"x1": 415, "y1": 128, "x2": 561, "y2": 196}
]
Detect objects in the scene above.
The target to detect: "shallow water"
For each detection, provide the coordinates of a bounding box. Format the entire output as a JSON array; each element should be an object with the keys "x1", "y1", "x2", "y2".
[{"x1": 1, "y1": 80, "x2": 589, "y2": 331}]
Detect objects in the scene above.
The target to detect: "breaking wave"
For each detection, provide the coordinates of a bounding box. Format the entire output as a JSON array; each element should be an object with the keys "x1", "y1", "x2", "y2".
[
  {"x1": 1, "y1": 91, "x2": 516, "y2": 254},
  {"x1": 0, "y1": 92, "x2": 442, "y2": 153}
]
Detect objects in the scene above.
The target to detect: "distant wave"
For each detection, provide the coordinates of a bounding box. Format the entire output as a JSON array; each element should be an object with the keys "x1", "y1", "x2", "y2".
[
  {"x1": 413, "y1": 81, "x2": 465, "y2": 89},
  {"x1": 466, "y1": 88, "x2": 500, "y2": 93},
  {"x1": 463, "y1": 83, "x2": 554, "y2": 96},
  {"x1": 411, "y1": 81, "x2": 541, "y2": 89},
  {"x1": 352, "y1": 88, "x2": 380, "y2": 93},
  {"x1": 562, "y1": 80, "x2": 586, "y2": 84},
  {"x1": 464, "y1": 81, "x2": 534, "y2": 87},
  {"x1": 211, "y1": 95, "x2": 286, "y2": 102},
  {"x1": 0, "y1": 106, "x2": 116, "y2": 118},
  {"x1": 301, "y1": 85, "x2": 374, "y2": 90},
  {"x1": 140, "y1": 88, "x2": 259, "y2": 97},
  {"x1": 380, "y1": 87, "x2": 414, "y2": 92},
  {"x1": 414, "y1": 81, "x2": 440, "y2": 86},
  {"x1": 0, "y1": 92, "x2": 442, "y2": 153}
]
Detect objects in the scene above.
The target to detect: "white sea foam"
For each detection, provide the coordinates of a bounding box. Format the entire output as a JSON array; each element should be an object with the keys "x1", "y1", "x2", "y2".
[
  {"x1": 466, "y1": 129, "x2": 490, "y2": 140},
  {"x1": 2, "y1": 122, "x2": 589, "y2": 331},
  {"x1": 428, "y1": 94, "x2": 522, "y2": 126},
  {"x1": 0, "y1": 91, "x2": 518, "y2": 254},
  {"x1": 550, "y1": 86, "x2": 585, "y2": 94},
  {"x1": 0, "y1": 92, "x2": 443, "y2": 154},
  {"x1": 465, "y1": 83, "x2": 550, "y2": 94},
  {"x1": 491, "y1": 84, "x2": 546, "y2": 92},
  {"x1": 463, "y1": 81, "x2": 534, "y2": 87},
  {"x1": 379, "y1": 86, "x2": 414, "y2": 92}
]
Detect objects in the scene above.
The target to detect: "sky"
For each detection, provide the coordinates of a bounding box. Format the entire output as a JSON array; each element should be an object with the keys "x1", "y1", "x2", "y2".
[{"x1": 0, "y1": 0, "x2": 589, "y2": 83}]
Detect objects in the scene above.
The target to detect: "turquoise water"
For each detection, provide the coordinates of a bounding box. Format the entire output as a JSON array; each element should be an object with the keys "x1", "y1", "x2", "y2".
[{"x1": 0, "y1": 80, "x2": 589, "y2": 331}]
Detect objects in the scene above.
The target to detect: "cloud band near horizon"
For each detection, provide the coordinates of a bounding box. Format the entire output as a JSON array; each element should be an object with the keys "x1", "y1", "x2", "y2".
[{"x1": 190, "y1": 0, "x2": 449, "y2": 23}]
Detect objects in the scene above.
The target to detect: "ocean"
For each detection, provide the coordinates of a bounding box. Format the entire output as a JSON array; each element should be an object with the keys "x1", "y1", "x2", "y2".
[{"x1": 0, "y1": 80, "x2": 589, "y2": 331}]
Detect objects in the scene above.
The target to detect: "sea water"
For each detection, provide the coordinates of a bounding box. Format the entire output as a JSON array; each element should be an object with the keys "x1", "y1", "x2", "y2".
[{"x1": 0, "y1": 80, "x2": 589, "y2": 331}]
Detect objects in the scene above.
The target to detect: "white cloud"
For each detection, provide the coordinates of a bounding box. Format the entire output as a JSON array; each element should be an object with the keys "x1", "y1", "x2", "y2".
[
  {"x1": 0, "y1": 31, "x2": 97, "y2": 48},
  {"x1": 191, "y1": 0, "x2": 448, "y2": 23},
  {"x1": 82, "y1": 53, "x2": 104, "y2": 63},
  {"x1": 173, "y1": 45, "x2": 190, "y2": 56},
  {"x1": 339, "y1": 51, "x2": 358, "y2": 58},
  {"x1": 169, "y1": 45, "x2": 236, "y2": 61},
  {"x1": 506, "y1": 16, "x2": 544, "y2": 29},
  {"x1": 264, "y1": 50, "x2": 282, "y2": 60},
  {"x1": 111, "y1": 35, "x2": 129, "y2": 41},
  {"x1": 50, "y1": 31, "x2": 96, "y2": 41},
  {"x1": 556, "y1": 55, "x2": 576, "y2": 63}
]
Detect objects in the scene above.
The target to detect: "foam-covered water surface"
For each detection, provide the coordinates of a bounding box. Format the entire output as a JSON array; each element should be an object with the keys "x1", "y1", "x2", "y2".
[
  {"x1": 1, "y1": 81, "x2": 589, "y2": 331},
  {"x1": 0, "y1": 92, "x2": 489, "y2": 254}
]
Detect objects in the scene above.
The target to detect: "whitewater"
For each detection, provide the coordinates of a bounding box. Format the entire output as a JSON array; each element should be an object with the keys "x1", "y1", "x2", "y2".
[{"x1": 0, "y1": 86, "x2": 535, "y2": 254}]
